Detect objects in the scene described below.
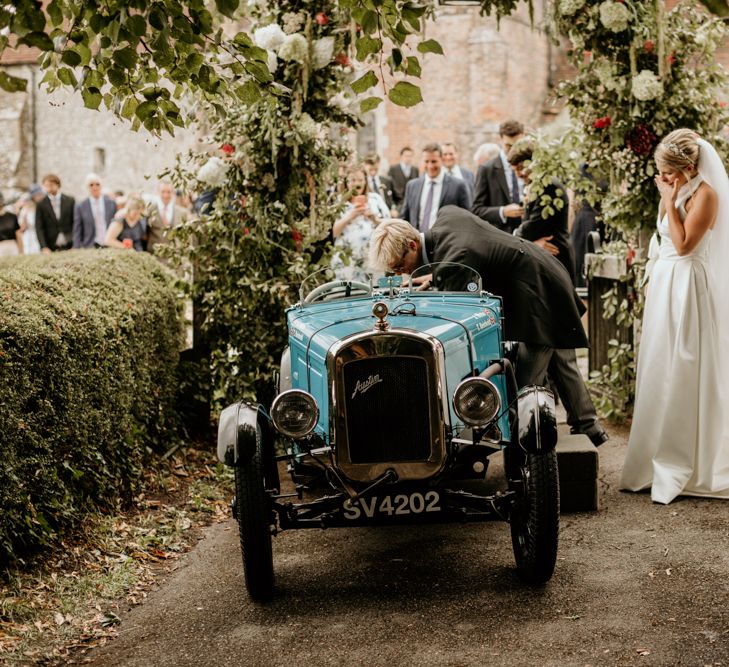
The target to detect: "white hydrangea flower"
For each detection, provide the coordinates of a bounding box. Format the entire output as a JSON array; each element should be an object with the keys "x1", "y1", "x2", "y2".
[
  {"x1": 312, "y1": 36, "x2": 335, "y2": 70},
  {"x1": 278, "y1": 33, "x2": 308, "y2": 63},
  {"x1": 328, "y1": 92, "x2": 351, "y2": 111},
  {"x1": 560, "y1": 0, "x2": 585, "y2": 16},
  {"x1": 253, "y1": 23, "x2": 286, "y2": 51},
  {"x1": 197, "y1": 157, "x2": 229, "y2": 188},
  {"x1": 599, "y1": 1, "x2": 631, "y2": 33},
  {"x1": 267, "y1": 50, "x2": 278, "y2": 74},
  {"x1": 297, "y1": 112, "x2": 318, "y2": 139},
  {"x1": 631, "y1": 69, "x2": 663, "y2": 101},
  {"x1": 281, "y1": 12, "x2": 305, "y2": 34}
]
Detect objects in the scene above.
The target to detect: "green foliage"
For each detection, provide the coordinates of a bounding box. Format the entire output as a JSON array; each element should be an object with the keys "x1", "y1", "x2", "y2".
[
  {"x1": 0, "y1": 251, "x2": 182, "y2": 565},
  {"x1": 0, "y1": 0, "x2": 445, "y2": 131},
  {"x1": 588, "y1": 339, "x2": 635, "y2": 420}
]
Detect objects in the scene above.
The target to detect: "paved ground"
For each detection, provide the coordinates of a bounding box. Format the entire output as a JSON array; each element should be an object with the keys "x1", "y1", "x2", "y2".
[{"x1": 88, "y1": 423, "x2": 729, "y2": 667}]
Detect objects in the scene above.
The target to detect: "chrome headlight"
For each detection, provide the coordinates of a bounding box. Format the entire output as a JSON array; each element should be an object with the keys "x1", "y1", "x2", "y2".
[
  {"x1": 452, "y1": 377, "x2": 501, "y2": 428},
  {"x1": 270, "y1": 390, "x2": 319, "y2": 439}
]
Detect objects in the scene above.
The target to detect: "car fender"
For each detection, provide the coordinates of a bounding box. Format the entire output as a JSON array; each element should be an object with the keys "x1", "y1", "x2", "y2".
[
  {"x1": 516, "y1": 386, "x2": 557, "y2": 453},
  {"x1": 217, "y1": 401, "x2": 271, "y2": 466}
]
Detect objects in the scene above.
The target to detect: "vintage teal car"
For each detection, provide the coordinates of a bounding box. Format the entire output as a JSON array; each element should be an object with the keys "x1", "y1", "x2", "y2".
[{"x1": 217, "y1": 264, "x2": 559, "y2": 601}]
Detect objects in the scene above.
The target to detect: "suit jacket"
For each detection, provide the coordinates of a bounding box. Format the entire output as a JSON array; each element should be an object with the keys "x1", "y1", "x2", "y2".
[
  {"x1": 387, "y1": 164, "x2": 419, "y2": 209},
  {"x1": 73, "y1": 196, "x2": 117, "y2": 248},
  {"x1": 400, "y1": 173, "x2": 472, "y2": 230},
  {"x1": 423, "y1": 206, "x2": 588, "y2": 349},
  {"x1": 471, "y1": 155, "x2": 520, "y2": 233},
  {"x1": 449, "y1": 166, "x2": 475, "y2": 198},
  {"x1": 36, "y1": 194, "x2": 75, "y2": 251},
  {"x1": 372, "y1": 174, "x2": 395, "y2": 210},
  {"x1": 146, "y1": 203, "x2": 188, "y2": 252},
  {"x1": 515, "y1": 180, "x2": 575, "y2": 284}
]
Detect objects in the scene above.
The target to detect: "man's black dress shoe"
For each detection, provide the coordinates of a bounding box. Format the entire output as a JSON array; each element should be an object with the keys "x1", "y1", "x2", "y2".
[{"x1": 570, "y1": 426, "x2": 609, "y2": 447}]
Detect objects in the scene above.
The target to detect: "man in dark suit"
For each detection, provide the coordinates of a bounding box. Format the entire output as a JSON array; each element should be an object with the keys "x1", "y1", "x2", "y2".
[
  {"x1": 399, "y1": 143, "x2": 472, "y2": 232},
  {"x1": 364, "y1": 154, "x2": 395, "y2": 213},
  {"x1": 368, "y1": 210, "x2": 607, "y2": 446},
  {"x1": 442, "y1": 142, "x2": 475, "y2": 199},
  {"x1": 471, "y1": 119, "x2": 525, "y2": 234},
  {"x1": 72, "y1": 173, "x2": 118, "y2": 248},
  {"x1": 36, "y1": 173, "x2": 75, "y2": 252},
  {"x1": 508, "y1": 140, "x2": 575, "y2": 283},
  {"x1": 387, "y1": 146, "x2": 419, "y2": 212}
]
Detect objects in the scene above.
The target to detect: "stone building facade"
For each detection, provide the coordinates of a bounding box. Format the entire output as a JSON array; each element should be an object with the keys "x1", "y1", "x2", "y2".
[{"x1": 0, "y1": 46, "x2": 197, "y2": 200}]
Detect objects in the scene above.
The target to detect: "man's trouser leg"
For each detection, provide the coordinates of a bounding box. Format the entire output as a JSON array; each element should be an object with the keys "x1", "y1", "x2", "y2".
[
  {"x1": 548, "y1": 348, "x2": 602, "y2": 438},
  {"x1": 515, "y1": 343, "x2": 552, "y2": 388}
]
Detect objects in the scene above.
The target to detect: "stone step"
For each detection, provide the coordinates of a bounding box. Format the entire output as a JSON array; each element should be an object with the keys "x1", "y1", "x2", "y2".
[{"x1": 556, "y1": 425, "x2": 599, "y2": 512}]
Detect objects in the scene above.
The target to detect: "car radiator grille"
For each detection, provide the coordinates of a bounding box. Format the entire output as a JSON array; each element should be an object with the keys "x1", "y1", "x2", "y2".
[{"x1": 342, "y1": 356, "x2": 431, "y2": 463}]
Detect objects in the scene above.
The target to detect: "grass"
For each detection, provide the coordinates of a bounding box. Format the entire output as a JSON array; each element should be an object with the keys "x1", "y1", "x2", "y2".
[{"x1": 0, "y1": 447, "x2": 233, "y2": 666}]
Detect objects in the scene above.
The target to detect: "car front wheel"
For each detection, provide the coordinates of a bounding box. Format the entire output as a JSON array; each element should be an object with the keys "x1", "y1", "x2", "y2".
[{"x1": 506, "y1": 447, "x2": 559, "y2": 585}]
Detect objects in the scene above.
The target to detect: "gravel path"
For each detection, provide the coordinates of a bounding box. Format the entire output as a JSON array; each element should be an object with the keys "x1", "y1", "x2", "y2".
[{"x1": 87, "y1": 423, "x2": 729, "y2": 667}]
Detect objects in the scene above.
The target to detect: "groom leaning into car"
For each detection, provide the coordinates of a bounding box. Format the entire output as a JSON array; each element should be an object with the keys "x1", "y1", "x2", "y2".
[
  {"x1": 399, "y1": 143, "x2": 472, "y2": 232},
  {"x1": 368, "y1": 209, "x2": 608, "y2": 446}
]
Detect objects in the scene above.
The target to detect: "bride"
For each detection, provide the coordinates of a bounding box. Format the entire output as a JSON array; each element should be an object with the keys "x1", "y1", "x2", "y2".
[{"x1": 620, "y1": 128, "x2": 729, "y2": 503}]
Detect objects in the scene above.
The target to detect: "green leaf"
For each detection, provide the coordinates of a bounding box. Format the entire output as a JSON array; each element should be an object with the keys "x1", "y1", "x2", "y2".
[
  {"x1": 417, "y1": 39, "x2": 444, "y2": 55},
  {"x1": 135, "y1": 100, "x2": 157, "y2": 120},
  {"x1": 127, "y1": 15, "x2": 147, "y2": 38},
  {"x1": 360, "y1": 10, "x2": 378, "y2": 33},
  {"x1": 387, "y1": 81, "x2": 422, "y2": 107},
  {"x1": 0, "y1": 71, "x2": 27, "y2": 93},
  {"x1": 214, "y1": 0, "x2": 239, "y2": 18},
  {"x1": 360, "y1": 96, "x2": 383, "y2": 113},
  {"x1": 108, "y1": 68, "x2": 127, "y2": 87},
  {"x1": 405, "y1": 56, "x2": 421, "y2": 77},
  {"x1": 74, "y1": 42, "x2": 92, "y2": 67},
  {"x1": 19, "y1": 31, "x2": 54, "y2": 51},
  {"x1": 244, "y1": 61, "x2": 272, "y2": 83},
  {"x1": 351, "y1": 70, "x2": 378, "y2": 94},
  {"x1": 57, "y1": 67, "x2": 78, "y2": 87},
  {"x1": 47, "y1": 0, "x2": 63, "y2": 28},
  {"x1": 61, "y1": 49, "x2": 81, "y2": 67},
  {"x1": 81, "y1": 88, "x2": 102, "y2": 110},
  {"x1": 355, "y1": 35, "x2": 382, "y2": 60},
  {"x1": 89, "y1": 13, "x2": 106, "y2": 34},
  {"x1": 391, "y1": 48, "x2": 403, "y2": 68},
  {"x1": 121, "y1": 96, "x2": 139, "y2": 120},
  {"x1": 234, "y1": 80, "x2": 261, "y2": 105},
  {"x1": 113, "y1": 47, "x2": 138, "y2": 69},
  {"x1": 699, "y1": 0, "x2": 729, "y2": 16}
]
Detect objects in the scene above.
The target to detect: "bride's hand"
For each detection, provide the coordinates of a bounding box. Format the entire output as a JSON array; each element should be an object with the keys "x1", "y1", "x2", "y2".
[{"x1": 655, "y1": 176, "x2": 679, "y2": 204}]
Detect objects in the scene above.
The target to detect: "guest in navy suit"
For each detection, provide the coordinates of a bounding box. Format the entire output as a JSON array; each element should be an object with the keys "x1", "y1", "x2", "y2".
[
  {"x1": 387, "y1": 146, "x2": 419, "y2": 212},
  {"x1": 399, "y1": 143, "x2": 472, "y2": 232},
  {"x1": 72, "y1": 173, "x2": 118, "y2": 248},
  {"x1": 36, "y1": 174, "x2": 75, "y2": 252},
  {"x1": 442, "y1": 142, "x2": 475, "y2": 199}
]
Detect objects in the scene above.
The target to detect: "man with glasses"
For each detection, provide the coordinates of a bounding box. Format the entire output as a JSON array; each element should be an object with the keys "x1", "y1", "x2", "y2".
[
  {"x1": 471, "y1": 119, "x2": 526, "y2": 234},
  {"x1": 72, "y1": 173, "x2": 117, "y2": 249},
  {"x1": 368, "y1": 209, "x2": 608, "y2": 447}
]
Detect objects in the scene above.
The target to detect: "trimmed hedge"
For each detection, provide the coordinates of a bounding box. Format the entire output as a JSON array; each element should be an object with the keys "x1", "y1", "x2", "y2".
[{"x1": 0, "y1": 251, "x2": 182, "y2": 565}]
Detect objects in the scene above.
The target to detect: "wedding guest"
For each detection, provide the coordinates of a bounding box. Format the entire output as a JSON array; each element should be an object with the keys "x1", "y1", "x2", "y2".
[
  {"x1": 570, "y1": 164, "x2": 608, "y2": 289},
  {"x1": 387, "y1": 146, "x2": 419, "y2": 211},
  {"x1": 368, "y1": 212, "x2": 607, "y2": 446},
  {"x1": 331, "y1": 165, "x2": 390, "y2": 280},
  {"x1": 508, "y1": 139, "x2": 575, "y2": 283},
  {"x1": 442, "y1": 142, "x2": 475, "y2": 198},
  {"x1": 363, "y1": 154, "x2": 396, "y2": 213},
  {"x1": 473, "y1": 142, "x2": 500, "y2": 167},
  {"x1": 35, "y1": 174, "x2": 75, "y2": 253},
  {"x1": 104, "y1": 196, "x2": 147, "y2": 252},
  {"x1": 73, "y1": 173, "x2": 117, "y2": 249},
  {"x1": 17, "y1": 184, "x2": 44, "y2": 255},
  {"x1": 0, "y1": 193, "x2": 23, "y2": 257},
  {"x1": 399, "y1": 143, "x2": 472, "y2": 231},
  {"x1": 146, "y1": 180, "x2": 189, "y2": 253},
  {"x1": 472, "y1": 120, "x2": 525, "y2": 233},
  {"x1": 621, "y1": 129, "x2": 729, "y2": 503}
]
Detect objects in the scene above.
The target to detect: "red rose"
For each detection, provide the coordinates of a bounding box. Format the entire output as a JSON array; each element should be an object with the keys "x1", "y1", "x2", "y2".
[
  {"x1": 625, "y1": 124, "x2": 657, "y2": 156},
  {"x1": 335, "y1": 53, "x2": 351, "y2": 67},
  {"x1": 291, "y1": 228, "x2": 303, "y2": 251},
  {"x1": 667, "y1": 53, "x2": 677, "y2": 66},
  {"x1": 315, "y1": 12, "x2": 329, "y2": 26},
  {"x1": 593, "y1": 116, "x2": 612, "y2": 130},
  {"x1": 643, "y1": 40, "x2": 655, "y2": 52},
  {"x1": 583, "y1": 50, "x2": 592, "y2": 59},
  {"x1": 244, "y1": 227, "x2": 250, "y2": 236},
  {"x1": 626, "y1": 246, "x2": 635, "y2": 268},
  {"x1": 220, "y1": 143, "x2": 235, "y2": 155}
]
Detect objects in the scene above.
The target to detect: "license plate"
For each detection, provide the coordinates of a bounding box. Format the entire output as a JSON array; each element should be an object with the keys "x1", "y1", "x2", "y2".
[{"x1": 342, "y1": 491, "x2": 441, "y2": 520}]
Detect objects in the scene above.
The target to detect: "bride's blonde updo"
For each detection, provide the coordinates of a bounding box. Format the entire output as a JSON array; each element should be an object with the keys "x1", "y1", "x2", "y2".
[{"x1": 654, "y1": 129, "x2": 700, "y2": 176}]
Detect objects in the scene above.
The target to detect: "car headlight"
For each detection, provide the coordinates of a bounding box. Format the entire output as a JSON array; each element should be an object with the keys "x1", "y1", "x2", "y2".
[
  {"x1": 270, "y1": 389, "x2": 319, "y2": 438},
  {"x1": 452, "y1": 377, "x2": 501, "y2": 428}
]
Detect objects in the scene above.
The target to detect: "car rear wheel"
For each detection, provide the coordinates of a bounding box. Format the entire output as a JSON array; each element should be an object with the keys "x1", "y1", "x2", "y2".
[
  {"x1": 506, "y1": 446, "x2": 559, "y2": 585},
  {"x1": 234, "y1": 425, "x2": 275, "y2": 601}
]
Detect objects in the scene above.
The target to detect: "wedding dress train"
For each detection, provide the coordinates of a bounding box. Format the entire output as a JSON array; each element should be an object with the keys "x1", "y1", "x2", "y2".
[{"x1": 620, "y1": 175, "x2": 729, "y2": 503}]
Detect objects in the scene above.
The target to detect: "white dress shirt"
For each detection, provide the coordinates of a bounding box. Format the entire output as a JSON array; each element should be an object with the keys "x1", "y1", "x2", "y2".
[
  {"x1": 447, "y1": 165, "x2": 465, "y2": 180},
  {"x1": 499, "y1": 150, "x2": 524, "y2": 223},
  {"x1": 157, "y1": 199, "x2": 175, "y2": 227},
  {"x1": 90, "y1": 196, "x2": 107, "y2": 245},
  {"x1": 418, "y1": 169, "x2": 445, "y2": 231}
]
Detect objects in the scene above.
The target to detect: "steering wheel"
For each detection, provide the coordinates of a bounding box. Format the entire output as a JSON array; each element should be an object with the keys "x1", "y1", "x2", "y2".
[{"x1": 303, "y1": 279, "x2": 373, "y2": 304}]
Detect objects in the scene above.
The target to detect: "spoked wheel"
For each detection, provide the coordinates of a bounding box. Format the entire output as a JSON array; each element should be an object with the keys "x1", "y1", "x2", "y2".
[
  {"x1": 234, "y1": 424, "x2": 275, "y2": 601},
  {"x1": 505, "y1": 446, "x2": 559, "y2": 585}
]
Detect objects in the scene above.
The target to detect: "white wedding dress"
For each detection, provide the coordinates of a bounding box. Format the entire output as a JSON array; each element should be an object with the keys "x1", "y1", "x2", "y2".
[{"x1": 620, "y1": 174, "x2": 729, "y2": 503}]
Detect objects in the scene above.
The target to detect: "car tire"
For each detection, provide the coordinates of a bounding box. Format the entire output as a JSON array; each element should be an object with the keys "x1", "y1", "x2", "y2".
[
  {"x1": 234, "y1": 424, "x2": 275, "y2": 602},
  {"x1": 506, "y1": 447, "x2": 559, "y2": 585}
]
